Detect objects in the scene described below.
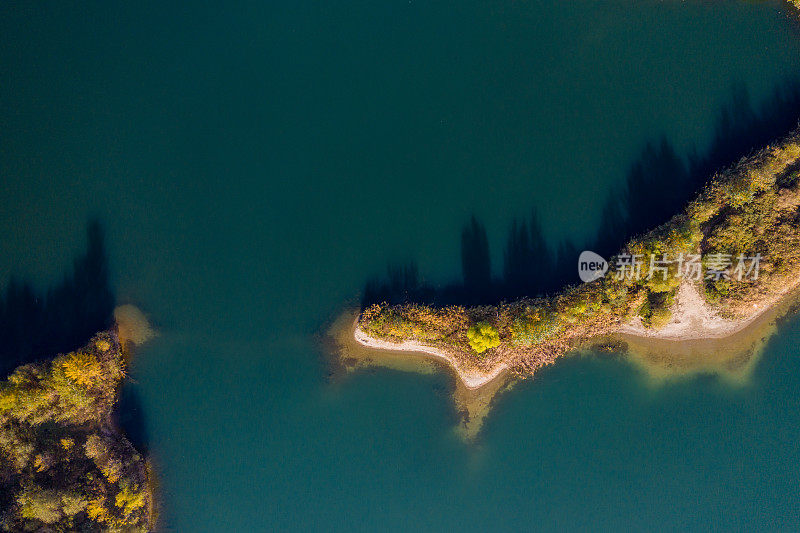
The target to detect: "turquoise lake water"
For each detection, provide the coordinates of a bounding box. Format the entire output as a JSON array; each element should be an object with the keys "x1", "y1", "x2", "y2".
[{"x1": 3, "y1": 1, "x2": 800, "y2": 530}]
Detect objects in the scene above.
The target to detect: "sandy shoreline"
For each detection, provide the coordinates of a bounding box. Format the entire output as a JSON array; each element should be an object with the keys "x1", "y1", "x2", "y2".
[
  {"x1": 354, "y1": 277, "x2": 800, "y2": 390},
  {"x1": 353, "y1": 325, "x2": 508, "y2": 390},
  {"x1": 619, "y1": 277, "x2": 800, "y2": 341}
]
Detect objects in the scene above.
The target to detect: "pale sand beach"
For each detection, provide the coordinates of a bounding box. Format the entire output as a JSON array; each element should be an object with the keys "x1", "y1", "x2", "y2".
[
  {"x1": 352, "y1": 322, "x2": 508, "y2": 390},
  {"x1": 619, "y1": 277, "x2": 800, "y2": 341},
  {"x1": 350, "y1": 277, "x2": 800, "y2": 391},
  {"x1": 328, "y1": 310, "x2": 512, "y2": 438}
]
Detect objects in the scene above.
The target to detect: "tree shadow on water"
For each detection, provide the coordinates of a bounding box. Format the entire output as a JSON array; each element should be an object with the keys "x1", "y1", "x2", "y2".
[
  {"x1": 595, "y1": 79, "x2": 800, "y2": 260},
  {"x1": 362, "y1": 78, "x2": 800, "y2": 308},
  {"x1": 116, "y1": 384, "x2": 150, "y2": 454},
  {"x1": 0, "y1": 220, "x2": 151, "y2": 451},
  {"x1": 0, "y1": 220, "x2": 115, "y2": 376}
]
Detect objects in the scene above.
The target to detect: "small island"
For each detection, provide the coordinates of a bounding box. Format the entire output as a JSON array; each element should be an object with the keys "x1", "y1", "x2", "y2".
[{"x1": 353, "y1": 127, "x2": 800, "y2": 392}]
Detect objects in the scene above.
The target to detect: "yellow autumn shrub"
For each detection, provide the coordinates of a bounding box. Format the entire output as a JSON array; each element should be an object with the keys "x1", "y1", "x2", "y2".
[
  {"x1": 61, "y1": 351, "x2": 105, "y2": 388},
  {"x1": 467, "y1": 323, "x2": 500, "y2": 353}
]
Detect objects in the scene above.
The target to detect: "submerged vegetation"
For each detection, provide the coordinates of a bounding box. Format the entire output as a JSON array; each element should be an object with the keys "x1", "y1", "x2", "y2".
[
  {"x1": 0, "y1": 332, "x2": 155, "y2": 531},
  {"x1": 359, "y1": 127, "x2": 800, "y2": 376}
]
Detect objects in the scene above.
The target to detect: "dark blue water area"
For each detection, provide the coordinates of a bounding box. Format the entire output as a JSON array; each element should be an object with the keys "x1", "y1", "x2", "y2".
[{"x1": 2, "y1": 1, "x2": 800, "y2": 531}]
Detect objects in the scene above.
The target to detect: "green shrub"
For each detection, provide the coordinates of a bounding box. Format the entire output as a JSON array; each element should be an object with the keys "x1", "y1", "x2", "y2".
[
  {"x1": 116, "y1": 479, "x2": 147, "y2": 518},
  {"x1": 646, "y1": 267, "x2": 680, "y2": 293},
  {"x1": 638, "y1": 298, "x2": 651, "y2": 320},
  {"x1": 704, "y1": 278, "x2": 731, "y2": 303},
  {"x1": 725, "y1": 177, "x2": 756, "y2": 208},
  {"x1": 638, "y1": 289, "x2": 675, "y2": 329},
  {"x1": 510, "y1": 310, "x2": 562, "y2": 346},
  {"x1": 17, "y1": 487, "x2": 62, "y2": 524},
  {"x1": 60, "y1": 492, "x2": 88, "y2": 516},
  {"x1": 466, "y1": 323, "x2": 500, "y2": 353},
  {"x1": 649, "y1": 307, "x2": 672, "y2": 329},
  {"x1": 686, "y1": 196, "x2": 719, "y2": 225}
]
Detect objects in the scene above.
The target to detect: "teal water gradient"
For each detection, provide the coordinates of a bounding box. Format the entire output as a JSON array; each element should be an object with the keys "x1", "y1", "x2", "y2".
[{"x1": 2, "y1": 1, "x2": 800, "y2": 530}]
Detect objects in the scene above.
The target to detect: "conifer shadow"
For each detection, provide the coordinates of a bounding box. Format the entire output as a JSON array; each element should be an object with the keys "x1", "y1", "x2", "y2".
[
  {"x1": 361, "y1": 78, "x2": 800, "y2": 307},
  {"x1": 0, "y1": 220, "x2": 115, "y2": 377}
]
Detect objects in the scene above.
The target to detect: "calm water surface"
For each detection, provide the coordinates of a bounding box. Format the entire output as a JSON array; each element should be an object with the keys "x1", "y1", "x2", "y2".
[{"x1": 2, "y1": 1, "x2": 800, "y2": 530}]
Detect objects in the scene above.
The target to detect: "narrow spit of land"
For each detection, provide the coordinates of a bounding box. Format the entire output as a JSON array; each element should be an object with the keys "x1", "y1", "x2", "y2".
[{"x1": 352, "y1": 128, "x2": 800, "y2": 391}]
